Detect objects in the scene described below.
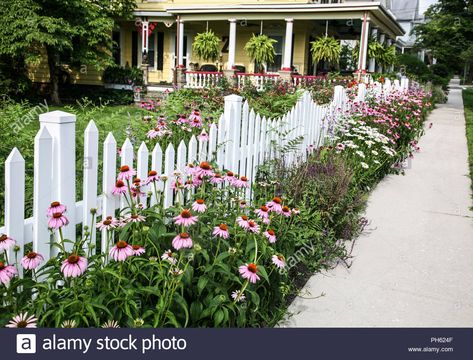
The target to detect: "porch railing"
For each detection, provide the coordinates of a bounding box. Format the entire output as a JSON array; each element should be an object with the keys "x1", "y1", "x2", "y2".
[
  {"x1": 185, "y1": 71, "x2": 224, "y2": 89},
  {"x1": 236, "y1": 73, "x2": 280, "y2": 91},
  {"x1": 291, "y1": 75, "x2": 327, "y2": 87}
]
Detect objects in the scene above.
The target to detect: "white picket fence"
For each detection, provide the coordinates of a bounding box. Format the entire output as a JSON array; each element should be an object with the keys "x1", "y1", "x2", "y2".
[{"x1": 0, "y1": 77, "x2": 409, "y2": 270}]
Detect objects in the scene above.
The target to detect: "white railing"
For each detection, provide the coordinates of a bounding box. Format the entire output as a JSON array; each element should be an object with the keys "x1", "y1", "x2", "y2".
[
  {"x1": 185, "y1": 71, "x2": 224, "y2": 89},
  {"x1": 236, "y1": 73, "x2": 280, "y2": 91},
  {"x1": 0, "y1": 77, "x2": 409, "y2": 271}
]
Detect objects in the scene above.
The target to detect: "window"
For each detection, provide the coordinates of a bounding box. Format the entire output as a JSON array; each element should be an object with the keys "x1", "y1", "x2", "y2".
[
  {"x1": 148, "y1": 33, "x2": 155, "y2": 68},
  {"x1": 266, "y1": 36, "x2": 283, "y2": 72},
  {"x1": 157, "y1": 32, "x2": 164, "y2": 70},
  {"x1": 112, "y1": 31, "x2": 121, "y2": 65},
  {"x1": 132, "y1": 31, "x2": 138, "y2": 67}
]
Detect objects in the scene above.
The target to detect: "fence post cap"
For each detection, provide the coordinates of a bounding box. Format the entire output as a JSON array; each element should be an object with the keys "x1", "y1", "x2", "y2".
[
  {"x1": 39, "y1": 110, "x2": 76, "y2": 124},
  {"x1": 224, "y1": 94, "x2": 243, "y2": 102},
  {"x1": 6, "y1": 147, "x2": 24, "y2": 163}
]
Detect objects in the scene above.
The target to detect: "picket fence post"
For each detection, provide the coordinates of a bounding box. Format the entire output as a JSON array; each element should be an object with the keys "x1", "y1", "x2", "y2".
[
  {"x1": 39, "y1": 111, "x2": 76, "y2": 252},
  {"x1": 102, "y1": 132, "x2": 117, "y2": 253},
  {"x1": 224, "y1": 94, "x2": 243, "y2": 172}
]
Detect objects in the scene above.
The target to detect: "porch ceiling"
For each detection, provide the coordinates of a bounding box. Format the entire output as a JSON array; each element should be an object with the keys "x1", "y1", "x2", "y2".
[{"x1": 163, "y1": 2, "x2": 404, "y2": 38}]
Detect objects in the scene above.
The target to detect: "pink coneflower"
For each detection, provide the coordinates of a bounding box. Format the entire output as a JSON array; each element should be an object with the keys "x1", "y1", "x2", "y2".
[
  {"x1": 233, "y1": 176, "x2": 250, "y2": 188},
  {"x1": 96, "y1": 216, "x2": 119, "y2": 230},
  {"x1": 239, "y1": 263, "x2": 260, "y2": 283},
  {"x1": 197, "y1": 130, "x2": 209, "y2": 142},
  {"x1": 126, "y1": 214, "x2": 146, "y2": 223},
  {"x1": 272, "y1": 254, "x2": 286, "y2": 269},
  {"x1": 109, "y1": 240, "x2": 134, "y2": 262},
  {"x1": 281, "y1": 206, "x2": 292, "y2": 217},
  {"x1": 145, "y1": 170, "x2": 160, "y2": 184},
  {"x1": 61, "y1": 254, "x2": 88, "y2": 278},
  {"x1": 247, "y1": 220, "x2": 260, "y2": 233},
  {"x1": 192, "y1": 199, "x2": 207, "y2": 213},
  {"x1": 264, "y1": 229, "x2": 277, "y2": 243},
  {"x1": 173, "y1": 209, "x2": 198, "y2": 227},
  {"x1": 0, "y1": 234, "x2": 15, "y2": 252},
  {"x1": 47, "y1": 201, "x2": 66, "y2": 217},
  {"x1": 224, "y1": 171, "x2": 236, "y2": 184},
  {"x1": 177, "y1": 115, "x2": 188, "y2": 124},
  {"x1": 210, "y1": 173, "x2": 224, "y2": 184},
  {"x1": 5, "y1": 313, "x2": 37, "y2": 328},
  {"x1": 185, "y1": 163, "x2": 197, "y2": 175},
  {"x1": 236, "y1": 215, "x2": 250, "y2": 229},
  {"x1": 190, "y1": 118, "x2": 203, "y2": 128},
  {"x1": 161, "y1": 250, "x2": 177, "y2": 264},
  {"x1": 0, "y1": 261, "x2": 17, "y2": 285},
  {"x1": 292, "y1": 208, "x2": 300, "y2": 215},
  {"x1": 336, "y1": 143, "x2": 345, "y2": 151},
  {"x1": 195, "y1": 162, "x2": 214, "y2": 177},
  {"x1": 184, "y1": 179, "x2": 196, "y2": 190},
  {"x1": 239, "y1": 200, "x2": 247, "y2": 209},
  {"x1": 192, "y1": 175, "x2": 203, "y2": 187},
  {"x1": 254, "y1": 205, "x2": 270, "y2": 220},
  {"x1": 212, "y1": 224, "x2": 230, "y2": 239},
  {"x1": 21, "y1": 252, "x2": 44, "y2": 270},
  {"x1": 48, "y1": 212, "x2": 69, "y2": 229},
  {"x1": 266, "y1": 197, "x2": 283, "y2": 213},
  {"x1": 132, "y1": 245, "x2": 146, "y2": 256},
  {"x1": 117, "y1": 165, "x2": 136, "y2": 181},
  {"x1": 189, "y1": 109, "x2": 202, "y2": 122},
  {"x1": 147, "y1": 127, "x2": 162, "y2": 139},
  {"x1": 171, "y1": 177, "x2": 183, "y2": 191},
  {"x1": 172, "y1": 232, "x2": 193, "y2": 250},
  {"x1": 231, "y1": 290, "x2": 246, "y2": 302},
  {"x1": 112, "y1": 180, "x2": 127, "y2": 196}
]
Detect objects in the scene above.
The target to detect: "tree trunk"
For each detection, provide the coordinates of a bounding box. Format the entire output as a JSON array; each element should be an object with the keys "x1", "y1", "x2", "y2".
[{"x1": 46, "y1": 46, "x2": 61, "y2": 105}]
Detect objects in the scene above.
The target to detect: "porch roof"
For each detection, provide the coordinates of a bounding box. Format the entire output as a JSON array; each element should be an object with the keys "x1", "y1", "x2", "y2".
[{"x1": 160, "y1": 2, "x2": 404, "y2": 38}]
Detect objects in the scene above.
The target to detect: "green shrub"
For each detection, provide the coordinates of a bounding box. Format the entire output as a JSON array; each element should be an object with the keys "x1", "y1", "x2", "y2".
[
  {"x1": 397, "y1": 54, "x2": 431, "y2": 80},
  {"x1": 102, "y1": 65, "x2": 143, "y2": 85}
]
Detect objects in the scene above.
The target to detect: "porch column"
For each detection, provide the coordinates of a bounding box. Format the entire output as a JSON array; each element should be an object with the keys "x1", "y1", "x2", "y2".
[
  {"x1": 368, "y1": 27, "x2": 378, "y2": 73},
  {"x1": 357, "y1": 13, "x2": 370, "y2": 80},
  {"x1": 378, "y1": 33, "x2": 386, "y2": 73},
  {"x1": 141, "y1": 20, "x2": 149, "y2": 86},
  {"x1": 227, "y1": 19, "x2": 237, "y2": 70},
  {"x1": 178, "y1": 20, "x2": 185, "y2": 68},
  {"x1": 282, "y1": 18, "x2": 293, "y2": 71},
  {"x1": 386, "y1": 39, "x2": 394, "y2": 73}
]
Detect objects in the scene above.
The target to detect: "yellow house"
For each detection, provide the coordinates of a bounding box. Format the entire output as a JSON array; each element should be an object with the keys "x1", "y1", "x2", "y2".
[{"x1": 29, "y1": 0, "x2": 404, "y2": 88}]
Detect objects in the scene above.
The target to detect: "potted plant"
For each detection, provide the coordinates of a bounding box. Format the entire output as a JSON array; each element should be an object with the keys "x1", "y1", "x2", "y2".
[
  {"x1": 192, "y1": 30, "x2": 220, "y2": 63},
  {"x1": 310, "y1": 36, "x2": 341, "y2": 75},
  {"x1": 244, "y1": 34, "x2": 277, "y2": 73}
]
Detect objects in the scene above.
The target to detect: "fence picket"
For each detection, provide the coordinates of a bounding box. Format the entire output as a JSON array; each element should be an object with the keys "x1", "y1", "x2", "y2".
[
  {"x1": 101, "y1": 132, "x2": 117, "y2": 253},
  {"x1": 33, "y1": 128, "x2": 52, "y2": 264},
  {"x1": 5, "y1": 148, "x2": 25, "y2": 276},
  {"x1": 150, "y1": 143, "x2": 163, "y2": 206},
  {"x1": 163, "y1": 143, "x2": 175, "y2": 209},
  {"x1": 82, "y1": 120, "x2": 99, "y2": 253},
  {"x1": 208, "y1": 124, "x2": 218, "y2": 162},
  {"x1": 137, "y1": 142, "x2": 149, "y2": 207},
  {"x1": 120, "y1": 138, "x2": 134, "y2": 211}
]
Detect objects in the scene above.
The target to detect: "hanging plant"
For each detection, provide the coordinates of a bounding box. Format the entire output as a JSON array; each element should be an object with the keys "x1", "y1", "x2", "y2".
[
  {"x1": 244, "y1": 34, "x2": 277, "y2": 70},
  {"x1": 379, "y1": 45, "x2": 397, "y2": 67},
  {"x1": 352, "y1": 38, "x2": 385, "y2": 63},
  {"x1": 310, "y1": 36, "x2": 341, "y2": 66},
  {"x1": 192, "y1": 30, "x2": 220, "y2": 62}
]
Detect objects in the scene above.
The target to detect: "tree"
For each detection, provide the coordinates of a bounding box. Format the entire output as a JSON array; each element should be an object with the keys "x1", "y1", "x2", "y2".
[
  {"x1": 413, "y1": 0, "x2": 473, "y2": 75},
  {"x1": 0, "y1": 0, "x2": 136, "y2": 104}
]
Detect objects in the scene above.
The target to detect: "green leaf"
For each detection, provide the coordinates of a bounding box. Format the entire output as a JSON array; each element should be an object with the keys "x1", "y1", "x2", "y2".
[{"x1": 197, "y1": 277, "x2": 209, "y2": 296}]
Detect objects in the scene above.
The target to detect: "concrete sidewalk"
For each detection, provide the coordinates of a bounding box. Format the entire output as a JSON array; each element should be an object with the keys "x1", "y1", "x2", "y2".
[{"x1": 282, "y1": 79, "x2": 473, "y2": 327}]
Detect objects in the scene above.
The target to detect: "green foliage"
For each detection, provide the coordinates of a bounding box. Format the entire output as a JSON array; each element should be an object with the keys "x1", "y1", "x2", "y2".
[
  {"x1": 0, "y1": 55, "x2": 32, "y2": 98},
  {"x1": 244, "y1": 34, "x2": 277, "y2": 68},
  {"x1": 192, "y1": 31, "x2": 221, "y2": 62},
  {"x1": 378, "y1": 45, "x2": 396, "y2": 67},
  {"x1": 103, "y1": 65, "x2": 143, "y2": 85},
  {"x1": 397, "y1": 54, "x2": 431, "y2": 79},
  {"x1": 310, "y1": 36, "x2": 341, "y2": 65},
  {"x1": 0, "y1": 0, "x2": 137, "y2": 103},
  {"x1": 462, "y1": 89, "x2": 473, "y2": 199},
  {"x1": 413, "y1": 0, "x2": 473, "y2": 74}
]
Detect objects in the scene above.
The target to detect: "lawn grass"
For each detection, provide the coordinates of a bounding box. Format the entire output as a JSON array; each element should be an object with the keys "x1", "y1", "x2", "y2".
[{"x1": 463, "y1": 89, "x2": 473, "y2": 198}]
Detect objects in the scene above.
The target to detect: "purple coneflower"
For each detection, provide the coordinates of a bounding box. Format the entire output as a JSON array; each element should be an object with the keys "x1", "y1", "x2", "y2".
[
  {"x1": 21, "y1": 252, "x2": 44, "y2": 270},
  {"x1": 61, "y1": 254, "x2": 87, "y2": 278},
  {"x1": 96, "y1": 216, "x2": 119, "y2": 231},
  {"x1": 47, "y1": 201, "x2": 66, "y2": 217},
  {"x1": 197, "y1": 130, "x2": 209, "y2": 142},
  {"x1": 233, "y1": 176, "x2": 250, "y2": 188},
  {"x1": 246, "y1": 220, "x2": 260, "y2": 233},
  {"x1": 112, "y1": 180, "x2": 127, "y2": 196},
  {"x1": 239, "y1": 263, "x2": 260, "y2": 283},
  {"x1": 5, "y1": 313, "x2": 37, "y2": 328},
  {"x1": 210, "y1": 173, "x2": 224, "y2": 184},
  {"x1": 212, "y1": 224, "x2": 229, "y2": 239},
  {"x1": 146, "y1": 127, "x2": 162, "y2": 139},
  {"x1": 117, "y1": 165, "x2": 136, "y2": 181},
  {"x1": 236, "y1": 215, "x2": 250, "y2": 230},
  {"x1": 224, "y1": 171, "x2": 236, "y2": 184},
  {"x1": 48, "y1": 212, "x2": 69, "y2": 229},
  {"x1": 145, "y1": 170, "x2": 160, "y2": 184},
  {"x1": 266, "y1": 197, "x2": 283, "y2": 213},
  {"x1": 272, "y1": 254, "x2": 286, "y2": 269},
  {"x1": 195, "y1": 162, "x2": 214, "y2": 177},
  {"x1": 239, "y1": 200, "x2": 247, "y2": 209},
  {"x1": 281, "y1": 206, "x2": 292, "y2": 217},
  {"x1": 254, "y1": 205, "x2": 270, "y2": 220},
  {"x1": 192, "y1": 199, "x2": 207, "y2": 213},
  {"x1": 264, "y1": 229, "x2": 277, "y2": 243},
  {"x1": 132, "y1": 245, "x2": 146, "y2": 256},
  {"x1": 0, "y1": 261, "x2": 17, "y2": 285},
  {"x1": 0, "y1": 234, "x2": 15, "y2": 252},
  {"x1": 173, "y1": 209, "x2": 198, "y2": 227},
  {"x1": 172, "y1": 233, "x2": 193, "y2": 250},
  {"x1": 161, "y1": 250, "x2": 177, "y2": 264},
  {"x1": 126, "y1": 214, "x2": 146, "y2": 223},
  {"x1": 109, "y1": 241, "x2": 134, "y2": 261}
]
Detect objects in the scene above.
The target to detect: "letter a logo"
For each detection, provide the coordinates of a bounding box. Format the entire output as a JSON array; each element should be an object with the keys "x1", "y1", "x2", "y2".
[{"x1": 16, "y1": 334, "x2": 36, "y2": 354}]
